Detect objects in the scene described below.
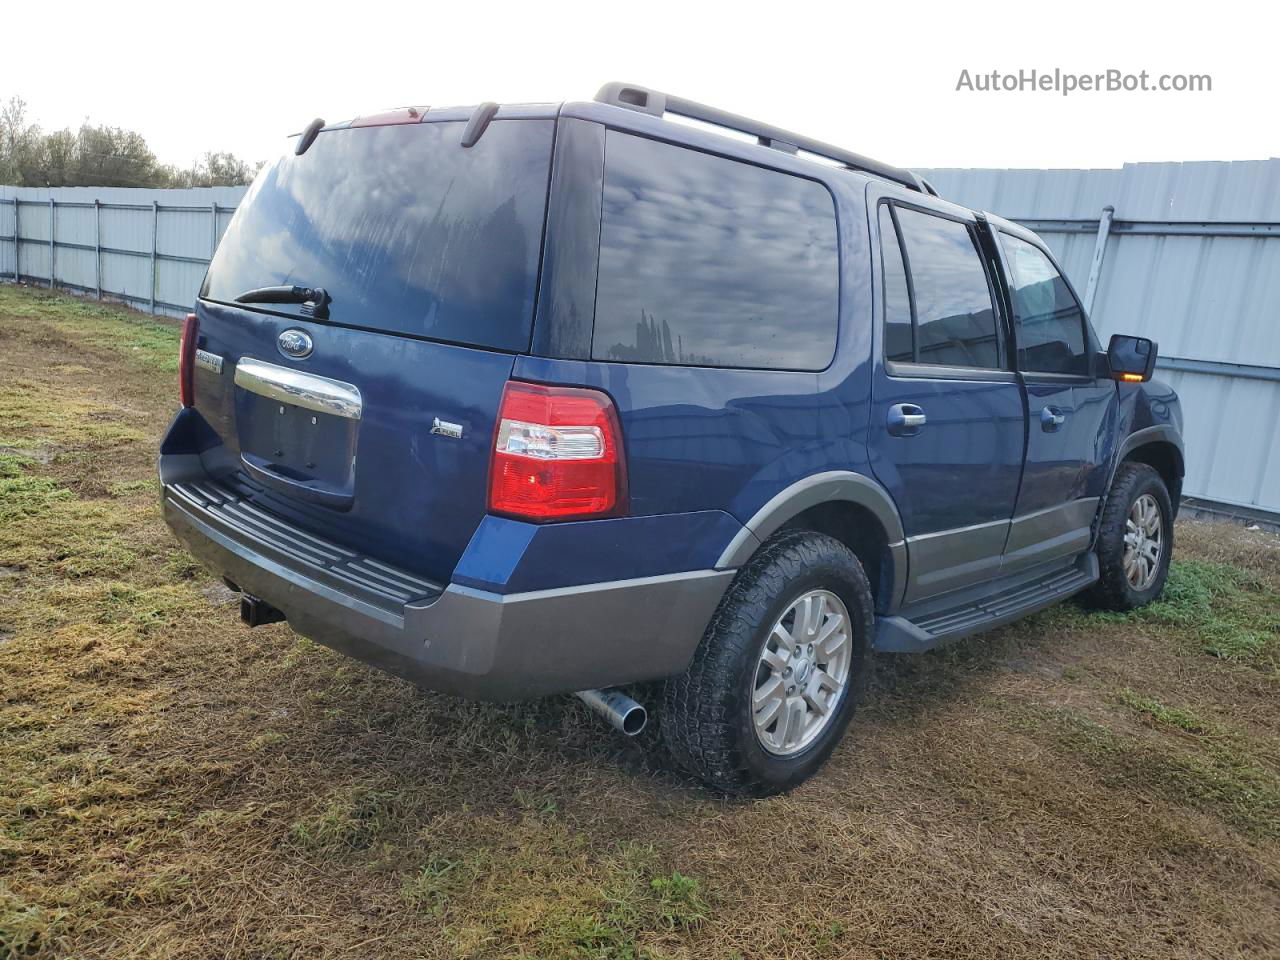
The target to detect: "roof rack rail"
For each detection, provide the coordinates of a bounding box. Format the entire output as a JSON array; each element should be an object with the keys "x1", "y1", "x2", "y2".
[{"x1": 595, "y1": 82, "x2": 936, "y2": 196}]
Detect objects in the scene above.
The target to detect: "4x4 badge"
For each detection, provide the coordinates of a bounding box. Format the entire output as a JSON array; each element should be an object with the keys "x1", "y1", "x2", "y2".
[{"x1": 431, "y1": 417, "x2": 463, "y2": 439}]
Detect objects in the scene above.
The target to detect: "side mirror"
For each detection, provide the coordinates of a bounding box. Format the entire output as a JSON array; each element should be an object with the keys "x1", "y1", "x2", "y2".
[{"x1": 1106, "y1": 334, "x2": 1158, "y2": 383}]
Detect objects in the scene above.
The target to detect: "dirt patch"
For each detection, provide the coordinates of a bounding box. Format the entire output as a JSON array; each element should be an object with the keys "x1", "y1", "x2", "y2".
[
  {"x1": 0, "y1": 445, "x2": 61, "y2": 464},
  {"x1": 201, "y1": 582, "x2": 239, "y2": 606},
  {"x1": 1, "y1": 285, "x2": 1278, "y2": 960}
]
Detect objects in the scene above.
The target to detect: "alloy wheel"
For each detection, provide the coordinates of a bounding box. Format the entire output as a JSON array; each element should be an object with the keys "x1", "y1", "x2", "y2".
[
  {"x1": 1124, "y1": 492, "x2": 1164, "y2": 590},
  {"x1": 752, "y1": 589, "x2": 853, "y2": 756}
]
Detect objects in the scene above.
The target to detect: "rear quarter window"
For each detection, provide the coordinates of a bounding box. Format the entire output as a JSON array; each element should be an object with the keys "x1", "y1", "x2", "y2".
[{"x1": 591, "y1": 132, "x2": 839, "y2": 370}]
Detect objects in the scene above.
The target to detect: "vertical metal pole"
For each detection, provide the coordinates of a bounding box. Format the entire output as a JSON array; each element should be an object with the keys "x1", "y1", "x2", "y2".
[
  {"x1": 94, "y1": 199, "x2": 102, "y2": 299},
  {"x1": 210, "y1": 201, "x2": 218, "y2": 258},
  {"x1": 3, "y1": 200, "x2": 11, "y2": 282},
  {"x1": 48, "y1": 197, "x2": 55, "y2": 289},
  {"x1": 1083, "y1": 205, "x2": 1114, "y2": 317},
  {"x1": 150, "y1": 200, "x2": 159, "y2": 313}
]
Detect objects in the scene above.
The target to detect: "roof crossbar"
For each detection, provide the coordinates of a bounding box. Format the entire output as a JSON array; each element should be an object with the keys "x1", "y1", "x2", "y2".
[{"x1": 595, "y1": 82, "x2": 936, "y2": 196}]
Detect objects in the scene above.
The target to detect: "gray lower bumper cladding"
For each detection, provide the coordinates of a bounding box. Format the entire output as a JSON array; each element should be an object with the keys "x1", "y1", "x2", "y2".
[{"x1": 162, "y1": 488, "x2": 734, "y2": 700}]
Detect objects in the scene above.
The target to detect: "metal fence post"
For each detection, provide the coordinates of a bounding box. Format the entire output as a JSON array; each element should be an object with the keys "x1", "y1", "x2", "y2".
[
  {"x1": 150, "y1": 200, "x2": 159, "y2": 313},
  {"x1": 1083, "y1": 205, "x2": 1115, "y2": 317},
  {"x1": 94, "y1": 199, "x2": 102, "y2": 299},
  {"x1": 48, "y1": 197, "x2": 55, "y2": 289},
  {"x1": 210, "y1": 201, "x2": 218, "y2": 258},
  {"x1": 3, "y1": 200, "x2": 11, "y2": 282}
]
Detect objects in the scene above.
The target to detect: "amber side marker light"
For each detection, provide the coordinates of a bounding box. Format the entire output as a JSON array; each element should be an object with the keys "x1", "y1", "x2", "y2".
[{"x1": 1120, "y1": 373, "x2": 1145, "y2": 383}]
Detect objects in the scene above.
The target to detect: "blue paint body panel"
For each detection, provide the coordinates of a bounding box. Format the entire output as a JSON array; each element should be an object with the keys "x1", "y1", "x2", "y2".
[
  {"x1": 452, "y1": 511, "x2": 745, "y2": 593},
  {"x1": 870, "y1": 374, "x2": 1026, "y2": 533},
  {"x1": 1017, "y1": 379, "x2": 1119, "y2": 513}
]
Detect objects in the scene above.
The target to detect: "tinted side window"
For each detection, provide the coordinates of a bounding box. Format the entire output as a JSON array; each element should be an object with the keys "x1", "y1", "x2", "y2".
[
  {"x1": 879, "y1": 206, "x2": 913, "y2": 363},
  {"x1": 592, "y1": 132, "x2": 839, "y2": 370},
  {"x1": 894, "y1": 207, "x2": 1001, "y2": 369},
  {"x1": 1000, "y1": 233, "x2": 1089, "y2": 376}
]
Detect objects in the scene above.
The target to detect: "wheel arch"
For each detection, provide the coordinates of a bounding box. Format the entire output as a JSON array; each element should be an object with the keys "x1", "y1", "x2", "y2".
[
  {"x1": 1117, "y1": 426, "x2": 1185, "y2": 517},
  {"x1": 717, "y1": 472, "x2": 907, "y2": 614}
]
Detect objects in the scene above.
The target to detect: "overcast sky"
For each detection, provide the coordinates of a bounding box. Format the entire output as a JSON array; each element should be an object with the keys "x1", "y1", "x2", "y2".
[{"x1": 3, "y1": 0, "x2": 1273, "y2": 172}]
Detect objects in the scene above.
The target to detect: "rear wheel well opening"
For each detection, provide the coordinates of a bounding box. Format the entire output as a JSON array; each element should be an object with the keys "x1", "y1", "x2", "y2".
[
  {"x1": 1123, "y1": 441, "x2": 1184, "y2": 515},
  {"x1": 779, "y1": 501, "x2": 894, "y2": 613}
]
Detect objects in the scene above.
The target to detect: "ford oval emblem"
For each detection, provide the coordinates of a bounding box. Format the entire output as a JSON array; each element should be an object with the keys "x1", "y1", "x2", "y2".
[{"x1": 277, "y1": 328, "x2": 314, "y2": 359}]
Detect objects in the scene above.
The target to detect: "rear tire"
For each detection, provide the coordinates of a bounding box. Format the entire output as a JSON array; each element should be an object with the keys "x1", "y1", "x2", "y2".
[
  {"x1": 1085, "y1": 462, "x2": 1173, "y2": 611},
  {"x1": 659, "y1": 531, "x2": 873, "y2": 796}
]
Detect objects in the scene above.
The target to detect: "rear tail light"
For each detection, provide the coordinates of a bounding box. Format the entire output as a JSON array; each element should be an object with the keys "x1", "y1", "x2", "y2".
[
  {"x1": 488, "y1": 381, "x2": 627, "y2": 521},
  {"x1": 179, "y1": 313, "x2": 198, "y2": 407}
]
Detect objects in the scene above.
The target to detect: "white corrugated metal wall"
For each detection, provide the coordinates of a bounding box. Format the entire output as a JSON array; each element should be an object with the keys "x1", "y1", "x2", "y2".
[
  {"x1": 4, "y1": 161, "x2": 1279, "y2": 515},
  {"x1": 922, "y1": 160, "x2": 1280, "y2": 517},
  {"x1": 0, "y1": 185, "x2": 246, "y2": 317}
]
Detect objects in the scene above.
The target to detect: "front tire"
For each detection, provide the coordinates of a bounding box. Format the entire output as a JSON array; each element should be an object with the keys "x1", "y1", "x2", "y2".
[
  {"x1": 659, "y1": 531, "x2": 873, "y2": 796},
  {"x1": 1085, "y1": 462, "x2": 1174, "y2": 611}
]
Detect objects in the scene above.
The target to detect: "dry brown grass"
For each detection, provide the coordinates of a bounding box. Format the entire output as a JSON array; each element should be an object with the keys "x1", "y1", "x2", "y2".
[{"x1": 1, "y1": 285, "x2": 1278, "y2": 959}]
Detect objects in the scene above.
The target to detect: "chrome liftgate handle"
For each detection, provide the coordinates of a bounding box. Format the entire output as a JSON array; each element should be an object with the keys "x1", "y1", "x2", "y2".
[{"x1": 233, "y1": 358, "x2": 362, "y2": 421}]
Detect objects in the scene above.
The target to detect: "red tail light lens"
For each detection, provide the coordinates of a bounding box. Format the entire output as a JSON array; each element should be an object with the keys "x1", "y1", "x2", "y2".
[
  {"x1": 179, "y1": 313, "x2": 198, "y2": 408},
  {"x1": 488, "y1": 381, "x2": 627, "y2": 521}
]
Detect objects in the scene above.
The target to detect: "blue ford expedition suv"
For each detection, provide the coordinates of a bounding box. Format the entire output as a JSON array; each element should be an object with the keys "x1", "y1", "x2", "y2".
[{"x1": 160, "y1": 84, "x2": 1184, "y2": 795}]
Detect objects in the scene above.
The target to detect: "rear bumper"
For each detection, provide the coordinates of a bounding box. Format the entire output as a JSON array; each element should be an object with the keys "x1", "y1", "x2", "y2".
[{"x1": 161, "y1": 468, "x2": 734, "y2": 701}]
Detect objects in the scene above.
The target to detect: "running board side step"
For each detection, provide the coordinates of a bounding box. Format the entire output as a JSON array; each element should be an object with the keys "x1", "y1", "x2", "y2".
[{"x1": 874, "y1": 554, "x2": 1099, "y2": 653}]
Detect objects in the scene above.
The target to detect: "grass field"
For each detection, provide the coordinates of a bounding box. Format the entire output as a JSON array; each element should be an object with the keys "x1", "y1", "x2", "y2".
[{"x1": 1, "y1": 284, "x2": 1278, "y2": 959}]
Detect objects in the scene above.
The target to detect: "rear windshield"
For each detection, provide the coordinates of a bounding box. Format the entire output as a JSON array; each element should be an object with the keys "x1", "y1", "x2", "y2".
[{"x1": 201, "y1": 119, "x2": 554, "y2": 351}]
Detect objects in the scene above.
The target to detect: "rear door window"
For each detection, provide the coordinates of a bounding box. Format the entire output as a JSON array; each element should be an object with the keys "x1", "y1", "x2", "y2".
[
  {"x1": 999, "y1": 233, "x2": 1090, "y2": 376},
  {"x1": 890, "y1": 206, "x2": 1002, "y2": 370},
  {"x1": 202, "y1": 119, "x2": 555, "y2": 351},
  {"x1": 592, "y1": 131, "x2": 839, "y2": 370}
]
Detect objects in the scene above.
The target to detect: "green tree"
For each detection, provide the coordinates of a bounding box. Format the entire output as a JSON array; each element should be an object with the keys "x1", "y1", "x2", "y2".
[
  {"x1": 0, "y1": 96, "x2": 41, "y2": 185},
  {"x1": 167, "y1": 151, "x2": 262, "y2": 188},
  {"x1": 0, "y1": 94, "x2": 260, "y2": 188},
  {"x1": 74, "y1": 123, "x2": 164, "y2": 187}
]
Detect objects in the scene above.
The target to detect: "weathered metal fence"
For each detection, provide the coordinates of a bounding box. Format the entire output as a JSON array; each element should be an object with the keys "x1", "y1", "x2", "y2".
[{"x1": 0, "y1": 185, "x2": 246, "y2": 318}]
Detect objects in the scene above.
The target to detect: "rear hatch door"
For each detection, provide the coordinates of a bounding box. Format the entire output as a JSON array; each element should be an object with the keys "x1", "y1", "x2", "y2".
[{"x1": 191, "y1": 111, "x2": 556, "y2": 586}]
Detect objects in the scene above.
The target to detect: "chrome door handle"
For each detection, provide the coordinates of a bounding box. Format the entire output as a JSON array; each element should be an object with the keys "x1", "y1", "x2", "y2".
[
  {"x1": 1040, "y1": 405, "x2": 1066, "y2": 431},
  {"x1": 888, "y1": 403, "x2": 927, "y2": 437}
]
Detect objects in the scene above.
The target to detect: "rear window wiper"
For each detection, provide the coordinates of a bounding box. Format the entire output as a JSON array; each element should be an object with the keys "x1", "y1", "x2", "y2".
[{"x1": 233, "y1": 285, "x2": 331, "y2": 319}]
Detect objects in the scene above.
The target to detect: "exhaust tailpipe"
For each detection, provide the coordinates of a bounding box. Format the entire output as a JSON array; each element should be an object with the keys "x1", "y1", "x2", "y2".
[{"x1": 575, "y1": 688, "x2": 647, "y2": 736}]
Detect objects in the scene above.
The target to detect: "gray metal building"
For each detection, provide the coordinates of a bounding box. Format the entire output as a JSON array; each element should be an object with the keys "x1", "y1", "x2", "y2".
[
  {"x1": 4, "y1": 159, "x2": 1279, "y2": 518},
  {"x1": 921, "y1": 160, "x2": 1280, "y2": 520}
]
